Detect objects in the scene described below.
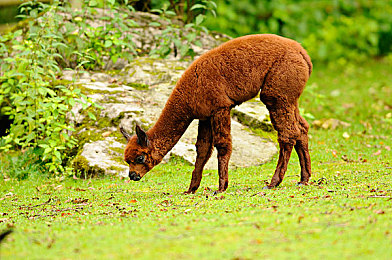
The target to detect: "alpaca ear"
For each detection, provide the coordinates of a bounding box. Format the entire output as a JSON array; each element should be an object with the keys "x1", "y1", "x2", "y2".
[
  {"x1": 135, "y1": 125, "x2": 149, "y2": 147},
  {"x1": 120, "y1": 126, "x2": 132, "y2": 141}
]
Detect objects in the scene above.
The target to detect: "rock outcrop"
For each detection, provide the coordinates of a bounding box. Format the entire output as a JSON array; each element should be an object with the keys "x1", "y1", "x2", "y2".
[{"x1": 64, "y1": 12, "x2": 277, "y2": 178}]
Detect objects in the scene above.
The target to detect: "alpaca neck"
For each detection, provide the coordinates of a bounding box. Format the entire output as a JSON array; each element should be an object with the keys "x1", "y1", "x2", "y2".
[{"x1": 148, "y1": 96, "x2": 192, "y2": 161}]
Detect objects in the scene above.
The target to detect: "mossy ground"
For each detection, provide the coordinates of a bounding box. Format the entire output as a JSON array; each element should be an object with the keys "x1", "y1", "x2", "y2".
[{"x1": 1, "y1": 60, "x2": 391, "y2": 259}]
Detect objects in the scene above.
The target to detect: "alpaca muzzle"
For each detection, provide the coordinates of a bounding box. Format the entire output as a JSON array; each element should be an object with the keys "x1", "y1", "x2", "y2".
[{"x1": 129, "y1": 171, "x2": 141, "y2": 181}]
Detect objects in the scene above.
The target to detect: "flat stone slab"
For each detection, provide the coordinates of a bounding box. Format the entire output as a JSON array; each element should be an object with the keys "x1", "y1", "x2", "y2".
[{"x1": 79, "y1": 137, "x2": 128, "y2": 176}]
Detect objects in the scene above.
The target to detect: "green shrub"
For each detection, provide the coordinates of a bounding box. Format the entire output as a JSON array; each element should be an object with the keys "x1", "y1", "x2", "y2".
[
  {"x1": 150, "y1": 0, "x2": 217, "y2": 23},
  {"x1": 203, "y1": 0, "x2": 392, "y2": 63},
  {"x1": 0, "y1": 1, "x2": 98, "y2": 175},
  {"x1": 57, "y1": 0, "x2": 139, "y2": 70}
]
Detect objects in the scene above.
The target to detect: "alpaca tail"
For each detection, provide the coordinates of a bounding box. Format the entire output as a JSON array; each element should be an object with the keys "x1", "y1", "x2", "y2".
[{"x1": 299, "y1": 49, "x2": 313, "y2": 77}]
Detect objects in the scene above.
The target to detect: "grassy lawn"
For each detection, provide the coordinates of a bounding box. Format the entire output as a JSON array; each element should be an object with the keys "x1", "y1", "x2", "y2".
[{"x1": 1, "y1": 59, "x2": 391, "y2": 259}]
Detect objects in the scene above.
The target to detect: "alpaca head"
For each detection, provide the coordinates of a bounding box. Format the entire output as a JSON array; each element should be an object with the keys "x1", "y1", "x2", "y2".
[{"x1": 120, "y1": 125, "x2": 155, "y2": 181}]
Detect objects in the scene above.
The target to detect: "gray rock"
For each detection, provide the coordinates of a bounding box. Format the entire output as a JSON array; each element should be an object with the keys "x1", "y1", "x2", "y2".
[
  {"x1": 78, "y1": 137, "x2": 128, "y2": 177},
  {"x1": 122, "y1": 58, "x2": 186, "y2": 87},
  {"x1": 91, "y1": 73, "x2": 113, "y2": 82},
  {"x1": 101, "y1": 103, "x2": 143, "y2": 120}
]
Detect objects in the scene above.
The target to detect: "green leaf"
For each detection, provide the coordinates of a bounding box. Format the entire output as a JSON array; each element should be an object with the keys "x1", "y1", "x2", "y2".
[
  {"x1": 88, "y1": 112, "x2": 97, "y2": 121},
  {"x1": 173, "y1": 39, "x2": 182, "y2": 48},
  {"x1": 69, "y1": 98, "x2": 75, "y2": 107},
  {"x1": 47, "y1": 89, "x2": 56, "y2": 97},
  {"x1": 13, "y1": 29, "x2": 23, "y2": 37},
  {"x1": 54, "y1": 150, "x2": 62, "y2": 161},
  {"x1": 38, "y1": 87, "x2": 47, "y2": 96},
  {"x1": 194, "y1": 40, "x2": 202, "y2": 47},
  {"x1": 186, "y1": 32, "x2": 197, "y2": 42},
  {"x1": 3, "y1": 87, "x2": 12, "y2": 94},
  {"x1": 43, "y1": 33, "x2": 61, "y2": 39},
  {"x1": 368, "y1": 34, "x2": 378, "y2": 46},
  {"x1": 61, "y1": 132, "x2": 70, "y2": 141},
  {"x1": 195, "y1": 14, "x2": 205, "y2": 26},
  {"x1": 44, "y1": 147, "x2": 52, "y2": 155},
  {"x1": 52, "y1": 42, "x2": 68, "y2": 49},
  {"x1": 190, "y1": 4, "x2": 207, "y2": 11},
  {"x1": 88, "y1": 0, "x2": 98, "y2": 7},
  {"x1": 180, "y1": 44, "x2": 190, "y2": 57},
  {"x1": 149, "y1": 22, "x2": 161, "y2": 27},
  {"x1": 150, "y1": 9, "x2": 163, "y2": 14},
  {"x1": 104, "y1": 40, "x2": 113, "y2": 48},
  {"x1": 25, "y1": 132, "x2": 35, "y2": 143},
  {"x1": 111, "y1": 55, "x2": 119, "y2": 64},
  {"x1": 53, "y1": 109, "x2": 59, "y2": 118},
  {"x1": 165, "y1": 10, "x2": 176, "y2": 16},
  {"x1": 208, "y1": 1, "x2": 217, "y2": 9}
]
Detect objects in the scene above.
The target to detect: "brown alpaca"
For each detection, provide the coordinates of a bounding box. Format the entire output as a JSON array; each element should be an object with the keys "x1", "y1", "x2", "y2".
[{"x1": 120, "y1": 34, "x2": 312, "y2": 193}]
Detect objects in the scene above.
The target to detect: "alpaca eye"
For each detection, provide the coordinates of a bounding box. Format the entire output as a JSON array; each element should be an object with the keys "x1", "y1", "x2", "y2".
[{"x1": 135, "y1": 155, "x2": 145, "y2": 164}]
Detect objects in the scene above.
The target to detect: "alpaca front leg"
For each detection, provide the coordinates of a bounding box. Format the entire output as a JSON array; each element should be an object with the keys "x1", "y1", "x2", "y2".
[
  {"x1": 212, "y1": 109, "x2": 232, "y2": 193},
  {"x1": 185, "y1": 119, "x2": 213, "y2": 194}
]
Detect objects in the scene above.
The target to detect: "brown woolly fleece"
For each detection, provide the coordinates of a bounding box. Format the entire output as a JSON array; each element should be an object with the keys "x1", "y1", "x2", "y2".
[{"x1": 121, "y1": 34, "x2": 313, "y2": 193}]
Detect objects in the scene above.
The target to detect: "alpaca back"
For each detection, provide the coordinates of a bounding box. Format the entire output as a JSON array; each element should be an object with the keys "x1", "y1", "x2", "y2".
[{"x1": 172, "y1": 34, "x2": 311, "y2": 119}]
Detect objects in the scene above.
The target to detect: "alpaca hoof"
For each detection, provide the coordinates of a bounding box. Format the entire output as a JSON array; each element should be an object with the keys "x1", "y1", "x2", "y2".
[
  {"x1": 183, "y1": 190, "x2": 196, "y2": 195},
  {"x1": 262, "y1": 185, "x2": 275, "y2": 190}
]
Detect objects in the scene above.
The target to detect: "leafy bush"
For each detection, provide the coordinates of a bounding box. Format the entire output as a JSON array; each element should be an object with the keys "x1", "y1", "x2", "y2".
[
  {"x1": 140, "y1": 0, "x2": 216, "y2": 58},
  {"x1": 148, "y1": 6, "x2": 207, "y2": 58},
  {"x1": 149, "y1": 0, "x2": 217, "y2": 23},
  {"x1": 202, "y1": 0, "x2": 392, "y2": 63},
  {"x1": 0, "y1": 1, "x2": 98, "y2": 175},
  {"x1": 56, "y1": 1, "x2": 139, "y2": 70}
]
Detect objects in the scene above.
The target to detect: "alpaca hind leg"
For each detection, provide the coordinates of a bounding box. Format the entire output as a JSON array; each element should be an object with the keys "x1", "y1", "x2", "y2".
[
  {"x1": 185, "y1": 119, "x2": 214, "y2": 194},
  {"x1": 268, "y1": 141, "x2": 294, "y2": 188},
  {"x1": 212, "y1": 108, "x2": 232, "y2": 192},
  {"x1": 260, "y1": 52, "x2": 310, "y2": 188},
  {"x1": 294, "y1": 112, "x2": 311, "y2": 185},
  {"x1": 266, "y1": 105, "x2": 299, "y2": 188}
]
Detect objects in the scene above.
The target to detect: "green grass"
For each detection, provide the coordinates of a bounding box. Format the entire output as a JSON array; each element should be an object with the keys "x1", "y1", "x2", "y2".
[{"x1": 1, "y1": 59, "x2": 391, "y2": 259}]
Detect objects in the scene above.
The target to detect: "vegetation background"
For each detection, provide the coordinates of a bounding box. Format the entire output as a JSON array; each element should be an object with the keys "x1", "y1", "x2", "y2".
[{"x1": 0, "y1": 0, "x2": 391, "y2": 259}]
